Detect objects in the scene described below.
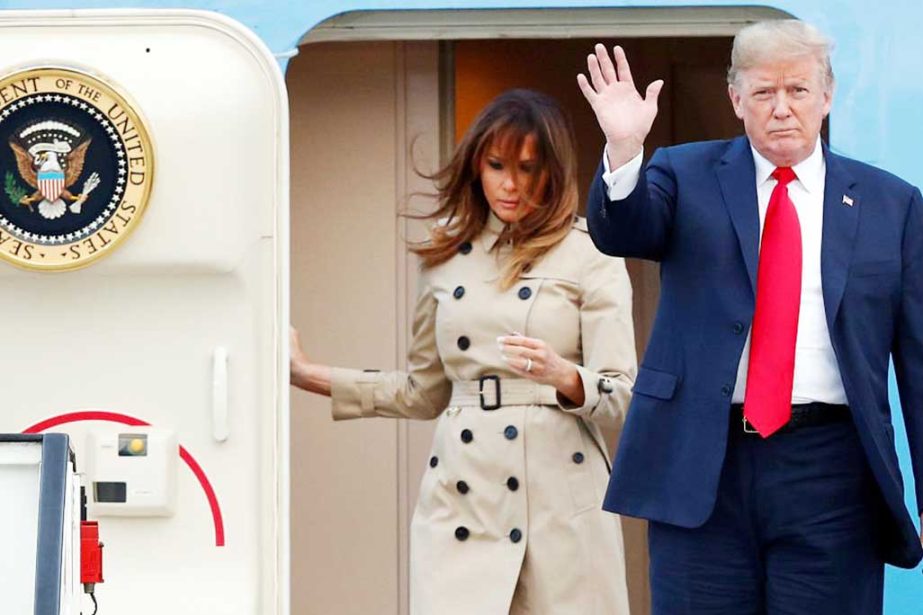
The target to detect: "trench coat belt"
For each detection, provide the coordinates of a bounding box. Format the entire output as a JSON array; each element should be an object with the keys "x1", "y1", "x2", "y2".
[{"x1": 449, "y1": 377, "x2": 559, "y2": 409}]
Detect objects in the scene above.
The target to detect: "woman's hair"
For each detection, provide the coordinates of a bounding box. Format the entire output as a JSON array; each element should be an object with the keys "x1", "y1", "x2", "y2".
[{"x1": 410, "y1": 89, "x2": 579, "y2": 290}]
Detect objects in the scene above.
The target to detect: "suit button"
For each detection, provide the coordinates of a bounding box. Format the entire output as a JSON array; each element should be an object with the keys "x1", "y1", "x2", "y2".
[
  {"x1": 453, "y1": 286, "x2": 465, "y2": 299},
  {"x1": 456, "y1": 480, "x2": 470, "y2": 494},
  {"x1": 460, "y1": 429, "x2": 473, "y2": 443},
  {"x1": 455, "y1": 526, "x2": 470, "y2": 541},
  {"x1": 733, "y1": 321, "x2": 744, "y2": 335},
  {"x1": 504, "y1": 425, "x2": 518, "y2": 440},
  {"x1": 597, "y1": 378, "x2": 614, "y2": 394},
  {"x1": 506, "y1": 477, "x2": 519, "y2": 491},
  {"x1": 510, "y1": 528, "x2": 523, "y2": 543},
  {"x1": 429, "y1": 456, "x2": 438, "y2": 468},
  {"x1": 518, "y1": 287, "x2": 532, "y2": 300},
  {"x1": 458, "y1": 241, "x2": 472, "y2": 255},
  {"x1": 721, "y1": 385, "x2": 732, "y2": 397},
  {"x1": 572, "y1": 452, "x2": 585, "y2": 464},
  {"x1": 457, "y1": 336, "x2": 470, "y2": 351}
]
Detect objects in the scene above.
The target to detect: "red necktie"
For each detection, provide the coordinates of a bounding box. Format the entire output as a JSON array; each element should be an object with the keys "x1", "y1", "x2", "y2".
[{"x1": 743, "y1": 166, "x2": 802, "y2": 437}]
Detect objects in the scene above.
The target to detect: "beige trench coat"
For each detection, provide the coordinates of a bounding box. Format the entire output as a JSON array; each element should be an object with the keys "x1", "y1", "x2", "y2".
[{"x1": 331, "y1": 213, "x2": 637, "y2": 614}]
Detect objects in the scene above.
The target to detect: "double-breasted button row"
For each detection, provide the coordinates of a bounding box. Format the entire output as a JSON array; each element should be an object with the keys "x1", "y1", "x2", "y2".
[
  {"x1": 454, "y1": 526, "x2": 523, "y2": 544},
  {"x1": 456, "y1": 427, "x2": 520, "y2": 443}
]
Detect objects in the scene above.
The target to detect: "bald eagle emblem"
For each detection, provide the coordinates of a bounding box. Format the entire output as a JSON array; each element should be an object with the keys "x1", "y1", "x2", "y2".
[{"x1": 7, "y1": 120, "x2": 100, "y2": 220}]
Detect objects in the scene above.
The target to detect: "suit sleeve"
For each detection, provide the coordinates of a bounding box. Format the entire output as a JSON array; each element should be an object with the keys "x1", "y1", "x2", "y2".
[
  {"x1": 329, "y1": 269, "x2": 452, "y2": 421},
  {"x1": 555, "y1": 245, "x2": 637, "y2": 430},
  {"x1": 586, "y1": 146, "x2": 678, "y2": 261},
  {"x1": 892, "y1": 187, "x2": 923, "y2": 514}
]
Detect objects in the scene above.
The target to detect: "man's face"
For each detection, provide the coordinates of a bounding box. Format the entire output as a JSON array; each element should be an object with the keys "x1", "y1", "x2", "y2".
[{"x1": 728, "y1": 55, "x2": 832, "y2": 167}]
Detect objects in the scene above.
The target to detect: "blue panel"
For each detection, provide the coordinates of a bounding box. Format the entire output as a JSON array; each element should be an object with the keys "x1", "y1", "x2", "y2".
[{"x1": 885, "y1": 367, "x2": 921, "y2": 614}]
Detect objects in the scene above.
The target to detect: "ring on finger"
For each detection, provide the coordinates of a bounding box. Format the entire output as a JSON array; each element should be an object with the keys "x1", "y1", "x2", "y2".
[{"x1": 525, "y1": 358, "x2": 533, "y2": 372}]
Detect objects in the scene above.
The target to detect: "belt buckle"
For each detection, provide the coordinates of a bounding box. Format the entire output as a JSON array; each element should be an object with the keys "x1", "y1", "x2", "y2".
[
  {"x1": 479, "y1": 375, "x2": 501, "y2": 411},
  {"x1": 742, "y1": 415, "x2": 759, "y2": 434}
]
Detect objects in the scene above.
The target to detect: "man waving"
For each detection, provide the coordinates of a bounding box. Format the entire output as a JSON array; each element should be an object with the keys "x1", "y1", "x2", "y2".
[{"x1": 581, "y1": 19, "x2": 923, "y2": 615}]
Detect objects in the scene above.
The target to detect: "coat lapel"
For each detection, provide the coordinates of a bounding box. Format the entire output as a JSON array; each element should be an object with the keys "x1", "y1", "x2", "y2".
[
  {"x1": 821, "y1": 145, "x2": 860, "y2": 328},
  {"x1": 716, "y1": 137, "x2": 760, "y2": 295}
]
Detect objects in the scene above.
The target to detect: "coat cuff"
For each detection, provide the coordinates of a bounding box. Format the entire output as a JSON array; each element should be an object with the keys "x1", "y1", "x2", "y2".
[
  {"x1": 556, "y1": 364, "x2": 602, "y2": 416},
  {"x1": 330, "y1": 367, "x2": 380, "y2": 420}
]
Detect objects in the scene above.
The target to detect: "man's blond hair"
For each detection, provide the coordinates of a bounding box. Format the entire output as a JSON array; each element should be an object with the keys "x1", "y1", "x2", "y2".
[{"x1": 728, "y1": 20, "x2": 834, "y2": 91}]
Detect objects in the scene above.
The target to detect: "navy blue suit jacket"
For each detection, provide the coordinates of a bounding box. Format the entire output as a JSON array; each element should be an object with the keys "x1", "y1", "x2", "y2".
[{"x1": 588, "y1": 136, "x2": 923, "y2": 568}]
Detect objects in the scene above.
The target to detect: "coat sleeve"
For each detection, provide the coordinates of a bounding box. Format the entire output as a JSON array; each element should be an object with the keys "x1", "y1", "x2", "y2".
[
  {"x1": 556, "y1": 243, "x2": 637, "y2": 430},
  {"x1": 586, "y1": 147, "x2": 678, "y2": 261},
  {"x1": 893, "y1": 187, "x2": 923, "y2": 514},
  {"x1": 329, "y1": 269, "x2": 452, "y2": 421}
]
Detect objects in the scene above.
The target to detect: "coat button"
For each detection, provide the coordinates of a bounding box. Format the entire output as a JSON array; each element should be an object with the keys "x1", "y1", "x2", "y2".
[
  {"x1": 456, "y1": 480, "x2": 470, "y2": 494},
  {"x1": 504, "y1": 425, "x2": 518, "y2": 440},
  {"x1": 733, "y1": 321, "x2": 744, "y2": 335},
  {"x1": 597, "y1": 378, "x2": 614, "y2": 394},
  {"x1": 572, "y1": 452, "x2": 585, "y2": 464},
  {"x1": 460, "y1": 429, "x2": 473, "y2": 444},
  {"x1": 510, "y1": 528, "x2": 523, "y2": 543},
  {"x1": 518, "y1": 287, "x2": 532, "y2": 300},
  {"x1": 458, "y1": 241, "x2": 472, "y2": 255},
  {"x1": 453, "y1": 286, "x2": 465, "y2": 299},
  {"x1": 455, "y1": 526, "x2": 470, "y2": 541},
  {"x1": 506, "y1": 477, "x2": 519, "y2": 491},
  {"x1": 457, "y1": 336, "x2": 470, "y2": 351},
  {"x1": 721, "y1": 385, "x2": 732, "y2": 397},
  {"x1": 429, "y1": 456, "x2": 438, "y2": 468}
]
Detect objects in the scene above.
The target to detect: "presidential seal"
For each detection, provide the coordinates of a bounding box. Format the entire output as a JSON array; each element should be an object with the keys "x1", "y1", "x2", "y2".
[{"x1": 0, "y1": 67, "x2": 153, "y2": 270}]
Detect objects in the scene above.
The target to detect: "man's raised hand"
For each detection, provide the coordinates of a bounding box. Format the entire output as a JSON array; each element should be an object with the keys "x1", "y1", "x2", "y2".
[{"x1": 577, "y1": 44, "x2": 664, "y2": 169}]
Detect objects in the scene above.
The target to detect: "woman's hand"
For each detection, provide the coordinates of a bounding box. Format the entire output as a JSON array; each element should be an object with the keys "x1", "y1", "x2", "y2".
[
  {"x1": 498, "y1": 334, "x2": 585, "y2": 406},
  {"x1": 290, "y1": 326, "x2": 332, "y2": 396}
]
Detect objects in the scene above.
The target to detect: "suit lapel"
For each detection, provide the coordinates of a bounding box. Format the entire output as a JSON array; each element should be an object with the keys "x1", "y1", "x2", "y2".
[
  {"x1": 716, "y1": 137, "x2": 760, "y2": 295},
  {"x1": 821, "y1": 146, "x2": 860, "y2": 328}
]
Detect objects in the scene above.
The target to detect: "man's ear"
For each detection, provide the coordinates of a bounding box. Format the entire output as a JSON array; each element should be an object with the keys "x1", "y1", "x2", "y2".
[{"x1": 728, "y1": 83, "x2": 745, "y2": 120}]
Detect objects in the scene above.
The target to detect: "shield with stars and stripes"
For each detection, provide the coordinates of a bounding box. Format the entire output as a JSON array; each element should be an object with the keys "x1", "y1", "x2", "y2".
[{"x1": 37, "y1": 169, "x2": 65, "y2": 202}]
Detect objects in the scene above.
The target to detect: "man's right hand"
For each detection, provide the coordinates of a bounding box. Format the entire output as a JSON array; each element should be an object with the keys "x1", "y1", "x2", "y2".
[{"x1": 577, "y1": 44, "x2": 664, "y2": 169}]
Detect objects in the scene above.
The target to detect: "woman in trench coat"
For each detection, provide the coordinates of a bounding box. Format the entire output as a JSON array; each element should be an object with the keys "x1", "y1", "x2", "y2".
[{"x1": 291, "y1": 89, "x2": 636, "y2": 614}]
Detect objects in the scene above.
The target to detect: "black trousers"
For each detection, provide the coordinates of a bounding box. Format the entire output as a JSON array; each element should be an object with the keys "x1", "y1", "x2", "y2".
[{"x1": 649, "y1": 411, "x2": 884, "y2": 614}]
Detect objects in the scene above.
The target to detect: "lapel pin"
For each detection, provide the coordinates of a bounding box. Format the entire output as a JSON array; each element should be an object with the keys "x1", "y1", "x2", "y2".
[{"x1": 842, "y1": 195, "x2": 854, "y2": 207}]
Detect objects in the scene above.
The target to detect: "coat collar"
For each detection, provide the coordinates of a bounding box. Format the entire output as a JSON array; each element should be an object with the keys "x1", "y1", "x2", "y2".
[
  {"x1": 480, "y1": 210, "x2": 509, "y2": 252},
  {"x1": 715, "y1": 136, "x2": 859, "y2": 324},
  {"x1": 716, "y1": 136, "x2": 760, "y2": 295},
  {"x1": 819, "y1": 143, "x2": 860, "y2": 327}
]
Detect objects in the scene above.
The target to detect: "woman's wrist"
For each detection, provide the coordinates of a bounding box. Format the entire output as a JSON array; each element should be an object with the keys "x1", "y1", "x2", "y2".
[
  {"x1": 554, "y1": 363, "x2": 585, "y2": 407},
  {"x1": 292, "y1": 360, "x2": 332, "y2": 396}
]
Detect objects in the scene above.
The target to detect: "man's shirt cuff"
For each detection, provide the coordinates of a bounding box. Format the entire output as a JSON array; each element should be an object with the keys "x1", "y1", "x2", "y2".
[{"x1": 602, "y1": 147, "x2": 643, "y2": 201}]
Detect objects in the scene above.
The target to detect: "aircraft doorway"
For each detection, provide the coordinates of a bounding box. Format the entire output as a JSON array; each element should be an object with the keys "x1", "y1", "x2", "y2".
[{"x1": 288, "y1": 24, "x2": 798, "y2": 614}]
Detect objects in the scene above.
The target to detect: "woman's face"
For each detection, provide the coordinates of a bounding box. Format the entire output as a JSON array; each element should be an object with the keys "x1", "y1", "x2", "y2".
[{"x1": 479, "y1": 134, "x2": 542, "y2": 224}]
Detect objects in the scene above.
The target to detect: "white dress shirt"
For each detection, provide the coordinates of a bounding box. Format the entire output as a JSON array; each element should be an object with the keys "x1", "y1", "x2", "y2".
[{"x1": 602, "y1": 141, "x2": 847, "y2": 404}]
